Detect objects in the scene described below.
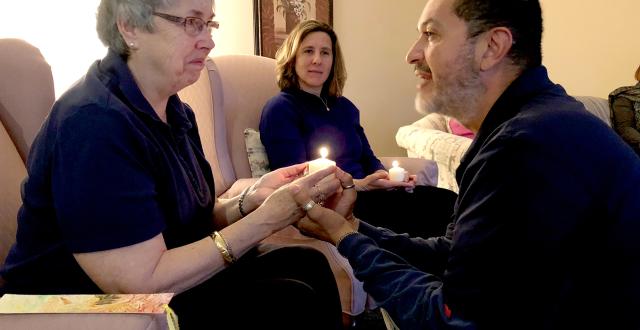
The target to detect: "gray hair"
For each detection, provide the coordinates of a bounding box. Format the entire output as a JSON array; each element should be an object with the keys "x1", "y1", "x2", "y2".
[{"x1": 96, "y1": 0, "x2": 175, "y2": 57}]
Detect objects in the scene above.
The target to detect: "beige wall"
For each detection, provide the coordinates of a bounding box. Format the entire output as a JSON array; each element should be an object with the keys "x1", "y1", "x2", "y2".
[
  {"x1": 336, "y1": 0, "x2": 640, "y2": 156},
  {"x1": 541, "y1": 0, "x2": 640, "y2": 98},
  {"x1": 15, "y1": 1, "x2": 631, "y2": 156},
  {"x1": 334, "y1": 0, "x2": 640, "y2": 156},
  {"x1": 214, "y1": 0, "x2": 255, "y2": 56},
  {"x1": 334, "y1": 0, "x2": 427, "y2": 157}
]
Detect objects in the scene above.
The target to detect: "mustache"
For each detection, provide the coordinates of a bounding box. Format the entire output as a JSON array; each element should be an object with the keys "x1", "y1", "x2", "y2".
[{"x1": 415, "y1": 63, "x2": 431, "y2": 74}]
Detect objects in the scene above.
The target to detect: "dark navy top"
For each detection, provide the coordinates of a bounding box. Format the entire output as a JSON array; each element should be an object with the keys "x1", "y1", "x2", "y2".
[
  {"x1": 0, "y1": 50, "x2": 215, "y2": 294},
  {"x1": 338, "y1": 66, "x2": 640, "y2": 329},
  {"x1": 259, "y1": 88, "x2": 384, "y2": 179}
]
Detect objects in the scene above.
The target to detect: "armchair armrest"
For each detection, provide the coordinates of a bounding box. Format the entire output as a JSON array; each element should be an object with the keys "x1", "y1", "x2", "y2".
[
  {"x1": 378, "y1": 156, "x2": 438, "y2": 187},
  {"x1": 411, "y1": 113, "x2": 450, "y2": 131}
]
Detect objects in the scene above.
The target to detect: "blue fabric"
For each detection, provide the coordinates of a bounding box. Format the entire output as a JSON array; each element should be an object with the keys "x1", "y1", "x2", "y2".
[
  {"x1": 259, "y1": 88, "x2": 384, "y2": 179},
  {"x1": 0, "y1": 50, "x2": 215, "y2": 294},
  {"x1": 339, "y1": 66, "x2": 640, "y2": 329}
]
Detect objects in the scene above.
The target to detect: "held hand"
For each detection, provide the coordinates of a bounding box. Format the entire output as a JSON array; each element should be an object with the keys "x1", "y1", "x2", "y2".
[
  {"x1": 323, "y1": 167, "x2": 357, "y2": 220},
  {"x1": 293, "y1": 187, "x2": 356, "y2": 245},
  {"x1": 245, "y1": 163, "x2": 307, "y2": 211},
  {"x1": 256, "y1": 183, "x2": 305, "y2": 230},
  {"x1": 256, "y1": 166, "x2": 339, "y2": 229},
  {"x1": 355, "y1": 170, "x2": 416, "y2": 191}
]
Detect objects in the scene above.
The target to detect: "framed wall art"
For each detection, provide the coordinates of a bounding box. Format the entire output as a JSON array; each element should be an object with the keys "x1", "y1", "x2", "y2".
[{"x1": 254, "y1": 0, "x2": 333, "y2": 58}]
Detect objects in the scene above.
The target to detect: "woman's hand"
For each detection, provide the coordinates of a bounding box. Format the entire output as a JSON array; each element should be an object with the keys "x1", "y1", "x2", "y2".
[
  {"x1": 243, "y1": 163, "x2": 307, "y2": 212},
  {"x1": 322, "y1": 167, "x2": 357, "y2": 221},
  {"x1": 354, "y1": 170, "x2": 416, "y2": 191},
  {"x1": 253, "y1": 166, "x2": 340, "y2": 231}
]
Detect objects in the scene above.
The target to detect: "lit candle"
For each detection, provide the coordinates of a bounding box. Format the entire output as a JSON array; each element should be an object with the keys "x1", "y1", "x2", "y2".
[
  {"x1": 388, "y1": 160, "x2": 407, "y2": 182},
  {"x1": 307, "y1": 147, "x2": 336, "y2": 174}
]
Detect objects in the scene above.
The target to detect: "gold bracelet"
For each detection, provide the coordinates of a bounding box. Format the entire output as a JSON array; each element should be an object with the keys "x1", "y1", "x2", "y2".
[
  {"x1": 211, "y1": 231, "x2": 236, "y2": 264},
  {"x1": 335, "y1": 231, "x2": 359, "y2": 248}
]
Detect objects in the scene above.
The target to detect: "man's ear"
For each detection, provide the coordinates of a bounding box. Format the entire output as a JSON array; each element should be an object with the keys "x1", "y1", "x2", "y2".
[
  {"x1": 477, "y1": 27, "x2": 513, "y2": 71},
  {"x1": 116, "y1": 17, "x2": 138, "y2": 47}
]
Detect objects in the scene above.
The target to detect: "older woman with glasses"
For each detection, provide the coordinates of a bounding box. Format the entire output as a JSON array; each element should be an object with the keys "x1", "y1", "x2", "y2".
[{"x1": 0, "y1": 1, "x2": 343, "y2": 329}]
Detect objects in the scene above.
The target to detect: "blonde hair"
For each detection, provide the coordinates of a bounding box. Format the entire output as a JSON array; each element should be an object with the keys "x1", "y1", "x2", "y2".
[
  {"x1": 635, "y1": 64, "x2": 640, "y2": 82},
  {"x1": 274, "y1": 20, "x2": 346, "y2": 97}
]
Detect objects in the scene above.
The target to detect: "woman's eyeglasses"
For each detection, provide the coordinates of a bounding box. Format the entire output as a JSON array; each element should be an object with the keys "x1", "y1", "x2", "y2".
[{"x1": 153, "y1": 12, "x2": 219, "y2": 36}]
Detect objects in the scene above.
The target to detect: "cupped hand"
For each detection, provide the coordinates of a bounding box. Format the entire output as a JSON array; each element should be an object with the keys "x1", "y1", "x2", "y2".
[
  {"x1": 254, "y1": 183, "x2": 305, "y2": 231},
  {"x1": 245, "y1": 163, "x2": 307, "y2": 212},
  {"x1": 255, "y1": 166, "x2": 339, "y2": 230},
  {"x1": 355, "y1": 170, "x2": 416, "y2": 191},
  {"x1": 294, "y1": 165, "x2": 341, "y2": 204}
]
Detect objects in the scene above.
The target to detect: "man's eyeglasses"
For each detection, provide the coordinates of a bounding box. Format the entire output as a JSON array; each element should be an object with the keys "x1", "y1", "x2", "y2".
[{"x1": 153, "y1": 12, "x2": 219, "y2": 36}]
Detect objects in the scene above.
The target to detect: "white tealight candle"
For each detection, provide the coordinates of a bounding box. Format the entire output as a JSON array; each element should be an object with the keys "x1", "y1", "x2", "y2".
[
  {"x1": 388, "y1": 160, "x2": 407, "y2": 182},
  {"x1": 308, "y1": 147, "x2": 336, "y2": 174}
]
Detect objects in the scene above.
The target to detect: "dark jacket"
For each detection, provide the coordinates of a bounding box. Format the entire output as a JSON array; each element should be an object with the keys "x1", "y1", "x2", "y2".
[{"x1": 339, "y1": 66, "x2": 640, "y2": 329}]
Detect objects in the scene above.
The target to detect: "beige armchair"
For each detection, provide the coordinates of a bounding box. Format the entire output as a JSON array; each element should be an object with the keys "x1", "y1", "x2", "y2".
[
  {"x1": 178, "y1": 54, "x2": 370, "y2": 317},
  {"x1": 0, "y1": 38, "x2": 55, "y2": 284}
]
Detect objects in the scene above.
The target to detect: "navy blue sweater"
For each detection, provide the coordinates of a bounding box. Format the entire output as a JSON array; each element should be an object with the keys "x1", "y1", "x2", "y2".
[{"x1": 259, "y1": 88, "x2": 384, "y2": 178}]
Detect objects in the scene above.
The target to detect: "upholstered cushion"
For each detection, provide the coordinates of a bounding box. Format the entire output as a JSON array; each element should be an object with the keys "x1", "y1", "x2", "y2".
[
  {"x1": 178, "y1": 55, "x2": 280, "y2": 196},
  {"x1": 0, "y1": 39, "x2": 55, "y2": 162},
  {"x1": 243, "y1": 128, "x2": 270, "y2": 178},
  {"x1": 411, "y1": 113, "x2": 449, "y2": 132},
  {"x1": 0, "y1": 122, "x2": 26, "y2": 268},
  {"x1": 574, "y1": 96, "x2": 611, "y2": 126}
]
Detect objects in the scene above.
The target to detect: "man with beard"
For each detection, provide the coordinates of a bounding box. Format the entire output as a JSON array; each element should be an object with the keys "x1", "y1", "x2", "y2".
[{"x1": 292, "y1": 0, "x2": 640, "y2": 329}]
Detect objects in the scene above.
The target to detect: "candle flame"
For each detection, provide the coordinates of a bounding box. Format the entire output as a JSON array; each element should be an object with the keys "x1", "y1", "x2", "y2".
[
  {"x1": 392, "y1": 160, "x2": 399, "y2": 168},
  {"x1": 320, "y1": 147, "x2": 329, "y2": 158}
]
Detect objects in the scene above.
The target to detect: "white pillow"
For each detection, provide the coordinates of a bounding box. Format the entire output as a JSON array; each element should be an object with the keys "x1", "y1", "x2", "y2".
[{"x1": 243, "y1": 128, "x2": 270, "y2": 178}]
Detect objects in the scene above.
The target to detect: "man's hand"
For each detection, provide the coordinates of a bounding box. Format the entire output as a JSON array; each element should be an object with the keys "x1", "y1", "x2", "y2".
[{"x1": 293, "y1": 186, "x2": 357, "y2": 245}]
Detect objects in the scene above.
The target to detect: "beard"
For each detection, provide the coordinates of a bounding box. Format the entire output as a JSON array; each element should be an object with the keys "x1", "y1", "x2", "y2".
[{"x1": 414, "y1": 40, "x2": 485, "y2": 124}]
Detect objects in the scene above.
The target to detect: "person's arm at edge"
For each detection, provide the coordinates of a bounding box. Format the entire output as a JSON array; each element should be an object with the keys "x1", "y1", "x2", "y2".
[{"x1": 611, "y1": 97, "x2": 640, "y2": 148}]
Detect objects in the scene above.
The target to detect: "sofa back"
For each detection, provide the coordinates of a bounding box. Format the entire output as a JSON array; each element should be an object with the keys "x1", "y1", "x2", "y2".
[
  {"x1": 179, "y1": 55, "x2": 279, "y2": 196},
  {"x1": 0, "y1": 39, "x2": 54, "y2": 276},
  {"x1": 574, "y1": 96, "x2": 610, "y2": 126}
]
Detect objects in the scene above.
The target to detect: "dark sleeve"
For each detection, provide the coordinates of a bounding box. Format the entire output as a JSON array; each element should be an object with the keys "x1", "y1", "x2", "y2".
[
  {"x1": 259, "y1": 96, "x2": 308, "y2": 169},
  {"x1": 611, "y1": 97, "x2": 640, "y2": 152},
  {"x1": 52, "y1": 105, "x2": 165, "y2": 253},
  {"x1": 358, "y1": 221, "x2": 453, "y2": 275},
  {"x1": 338, "y1": 232, "x2": 476, "y2": 329},
  {"x1": 350, "y1": 104, "x2": 385, "y2": 174}
]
